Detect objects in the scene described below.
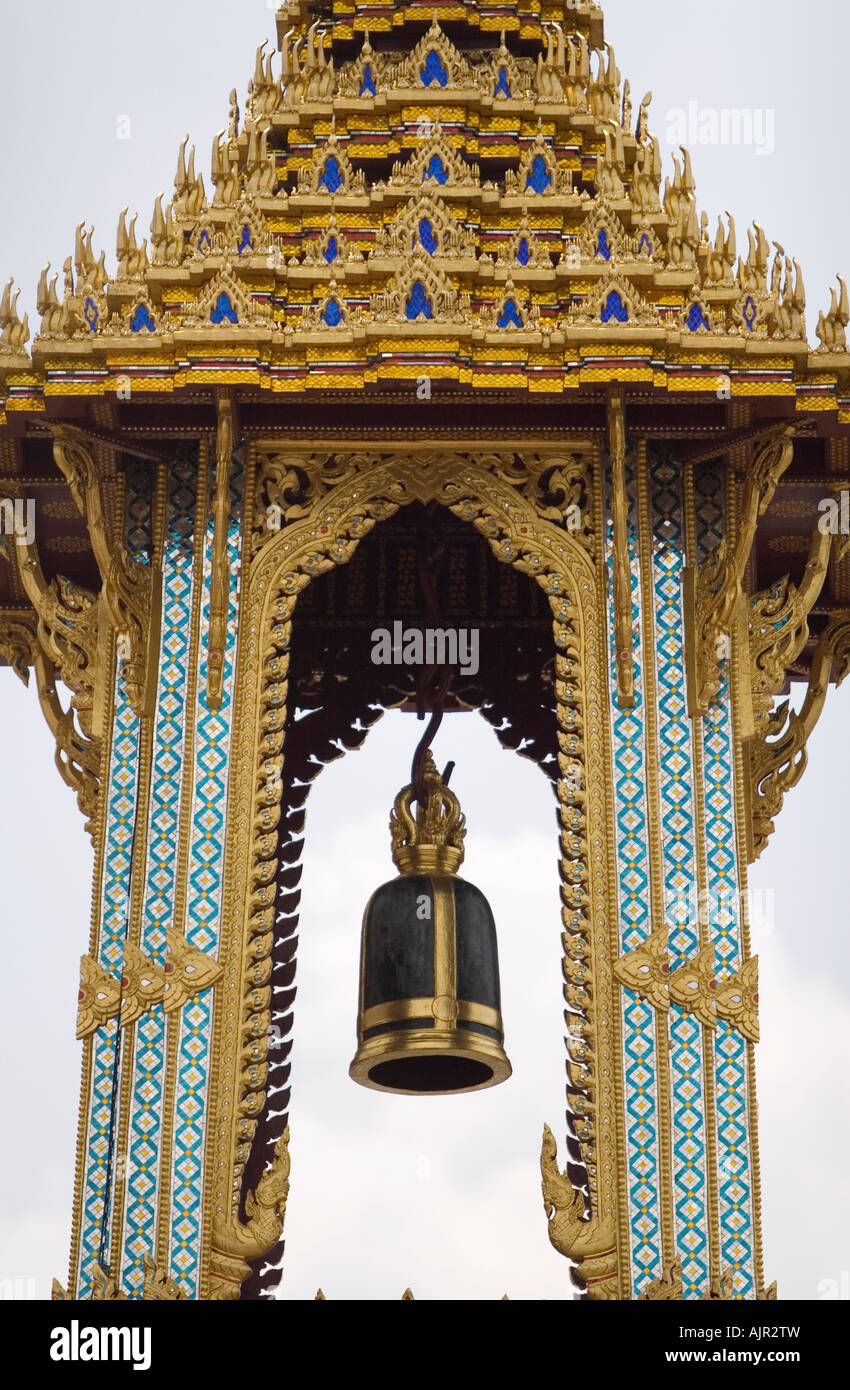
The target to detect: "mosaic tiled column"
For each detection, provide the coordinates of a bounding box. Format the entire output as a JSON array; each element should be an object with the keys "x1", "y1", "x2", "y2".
[
  {"x1": 605, "y1": 446, "x2": 762, "y2": 1299},
  {"x1": 69, "y1": 446, "x2": 246, "y2": 1300}
]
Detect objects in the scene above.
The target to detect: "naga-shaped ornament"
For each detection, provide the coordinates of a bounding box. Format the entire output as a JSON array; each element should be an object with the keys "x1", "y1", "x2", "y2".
[
  {"x1": 540, "y1": 1124, "x2": 618, "y2": 1299},
  {"x1": 210, "y1": 1127, "x2": 291, "y2": 1300}
]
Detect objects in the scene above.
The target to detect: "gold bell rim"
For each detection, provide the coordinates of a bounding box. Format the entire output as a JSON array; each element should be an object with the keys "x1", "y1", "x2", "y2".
[{"x1": 349, "y1": 1027, "x2": 512, "y2": 1095}]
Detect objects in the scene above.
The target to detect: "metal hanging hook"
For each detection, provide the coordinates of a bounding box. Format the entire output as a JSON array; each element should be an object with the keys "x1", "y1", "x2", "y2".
[{"x1": 410, "y1": 505, "x2": 453, "y2": 809}]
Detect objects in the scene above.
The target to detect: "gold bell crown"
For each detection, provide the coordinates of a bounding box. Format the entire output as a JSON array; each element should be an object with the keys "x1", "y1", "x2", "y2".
[{"x1": 389, "y1": 751, "x2": 466, "y2": 876}]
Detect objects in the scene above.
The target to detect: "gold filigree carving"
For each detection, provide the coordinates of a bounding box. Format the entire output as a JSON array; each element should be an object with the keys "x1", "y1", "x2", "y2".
[
  {"x1": 388, "y1": 119, "x2": 479, "y2": 191},
  {"x1": 613, "y1": 924, "x2": 759, "y2": 1041},
  {"x1": 76, "y1": 955, "x2": 122, "y2": 1039},
  {"x1": 390, "y1": 750, "x2": 466, "y2": 874},
  {"x1": 541, "y1": 1123, "x2": 618, "y2": 1299},
  {"x1": 685, "y1": 427, "x2": 795, "y2": 718},
  {"x1": 296, "y1": 126, "x2": 365, "y2": 197},
  {"x1": 505, "y1": 123, "x2": 572, "y2": 198},
  {"x1": 374, "y1": 191, "x2": 475, "y2": 262},
  {"x1": 52, "y1": 1255, "x2": 187, "y2": 1301},
  {"x1": 612, "y1": 922, "x2": 670, "y2": 1010},
  {"x1": 210, "y1": 1127, "x2": 291, "y2": 1301},
  {"x1": 714, "y1": 956, "x2": 759, "y2": 1043},
  {"x1": 162, "y1": 928, "x2": 223, "y2": 1013},
  {"x1": 640, "y1": 1259, "x2": 777, "y2": 1300},
  {"x1": 76, "y1": 930, "x2": 221, "y2": 1037},
  {"x1": 608, "y1": 393, "x2": 635, "y2": 708},
  {"x1": 748, "y1": 520, "x2": 833, "y2": 732},
  {"x1": 667, "y1": 942, "x2": 718, "y2": 1027},
  {"x1": 119, "y1": 941, "x2": 168, "y2": 1029},
  {"x1": 0, "y1": 478, "x2": 100, "y2": 738},
  {"x1": 0, "y1": 612, "x2": 100, "y2": 835},
  {"x1": 208, "y1": 396, "x2": 234, "y2": 710},
  {"x1": 50, "y1": 424, "x2": 160, "y2": 720}
]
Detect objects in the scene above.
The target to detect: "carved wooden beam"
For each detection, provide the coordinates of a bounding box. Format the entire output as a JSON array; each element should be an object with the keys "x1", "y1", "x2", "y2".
[
  {"x1": 607, "y1": 390, "x2": 635, "y2": 709},
  {"x1": 49, "y1": 423, "x2": 161, "y2": 719},
  {"x1": 685, "y1": 426, "x2": 794, "y2": 719}
]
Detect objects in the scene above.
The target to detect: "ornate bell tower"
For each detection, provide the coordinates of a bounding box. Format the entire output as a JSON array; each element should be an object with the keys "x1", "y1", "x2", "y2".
[{"x1": 1, "y1": 0, "x2": 848, "y2": 1302}]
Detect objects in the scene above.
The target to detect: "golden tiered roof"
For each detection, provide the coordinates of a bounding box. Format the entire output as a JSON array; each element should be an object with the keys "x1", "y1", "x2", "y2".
[
  {"x1": 1, "y1": 0, "x2": 850, "y2": 668},
  {"x1": 0, "y1": 1, "x2": 848, "y2": 413}
]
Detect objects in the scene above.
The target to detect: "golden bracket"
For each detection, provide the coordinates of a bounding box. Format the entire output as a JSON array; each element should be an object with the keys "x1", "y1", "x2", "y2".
[
  {"x1": 607, "y1": 390, "x2": 635, "y2": 709},
  {"x1": 49, "y1": 423, "x2": 161, "y2": 721},
  {"x1": 748, "y1": 612, "x2": 850, "y2": 859},
  {"x1": 0, "y1": 609, "x2": 100, "y2": 836},
  {"x1": 684, "y1": 425, "x2": 795, "y2": 722}
]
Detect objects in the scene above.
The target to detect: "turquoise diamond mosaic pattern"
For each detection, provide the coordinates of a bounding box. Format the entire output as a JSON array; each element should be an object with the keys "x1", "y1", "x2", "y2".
[
  {"x1": 605, "y1": 460, "x2": 662, "y2": 1294},
  {"x1": 121, "y1": 456, "x2": 199, "y2": 1297},
  {"x1": 169, "y1": 457, "x2": 245, "y2": 1297},
  {"x1": 648, "y1": 452, "x2": 708, "y2": 1297},
  {"x1": 695, "y1": 463, "x2": 755, "y2": 1299},
  {"x1": 76, "y1": 469, "x2": 151, "y2": 1299}
]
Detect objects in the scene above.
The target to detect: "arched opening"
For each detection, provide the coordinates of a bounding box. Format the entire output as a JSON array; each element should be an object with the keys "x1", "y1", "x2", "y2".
[{"x1": 240, "y1": 500, "x2": 582, "y2": 1298}]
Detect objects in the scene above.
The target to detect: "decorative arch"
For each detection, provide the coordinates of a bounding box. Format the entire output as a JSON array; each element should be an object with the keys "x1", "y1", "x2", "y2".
[{"x1": 208, "y1": 448, "x2": 622, "y2": 1300}]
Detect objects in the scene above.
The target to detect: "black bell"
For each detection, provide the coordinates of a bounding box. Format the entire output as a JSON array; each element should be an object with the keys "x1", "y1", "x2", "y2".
[{"x1": 350, "y1": 751, "x2": 512, "y2": 1095}]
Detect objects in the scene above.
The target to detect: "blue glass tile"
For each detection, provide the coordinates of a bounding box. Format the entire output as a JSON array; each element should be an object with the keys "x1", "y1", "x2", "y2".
[
  {"x1": 418, "y1": 218, "x2": 438, "y2": 254},
  {"x1": 686, "y1": 302, "x2": 706, "y2": 332},
  {"x1": 322, "y1": 298, "x2": 343, "y2": 327},
  {"x1": 324, "y1": 236, "x2": 338, "y2": 263},
  {"x1": 424, "y1": 154, "x2": 448, "y2": 185},
  {"x1": 319, "y1": 155, "x2": 343, "y2": 193},
  {"x1": 130, "y1": 304, "x2": 155, "y2": 333},
  {"x1": 360, "y1": 65, "x2": 376, "y2": 96},
  {"x1": 495, "y1": 66, "x2": 511, "y2": 98},
  {"x1": 517, "y1": 238, "x2": 530, "y2": 266},
  {"x1": 405, "y1": 280, "x2": 433, "y2": 320},
  {"x1": 601, "y1": 290, "x2": 628, "y2": 323},
  {"x1": 526, "y1": 154, "x2": 551, "y2": 194},
  {"x1": 211, "y1": 293, "x2": 238, "y2": 325},
  {"x1": 497, "y1": 298, "x2": 523, "y2": 328},
  {"x1": 596, "y1": 228, "x2": 611, "y2": 261},
  {"x1": 421, "y1": 50, "x2": 448, "y2": 87}
]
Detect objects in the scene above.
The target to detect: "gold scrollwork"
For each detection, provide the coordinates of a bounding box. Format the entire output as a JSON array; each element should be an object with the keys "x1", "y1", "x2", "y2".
[
  {"x1": 0, "y1": 611, "x2": 100, "y2": 835},
  {"x1": 540, "y1": 1123, "x2": 618, "y2": 1299},
  {"x1": 49, "y1": 424, "x2": 160, "y2": 719},
  {"x1": 686, "y1": 427, "x2": 795, "y2": 718},
  {"x1": 76, "y1": 929, "x2": 223, "y2": 1038},
  {"x1": 748, "y1": 519, "x2": 833, "y2": 732},
  {"x1": 210, "y1": 1127, "x2": 291, "y2": 1301},
  {"x1": 749, "y1": 613, "x2": 850, "y2": 858}
]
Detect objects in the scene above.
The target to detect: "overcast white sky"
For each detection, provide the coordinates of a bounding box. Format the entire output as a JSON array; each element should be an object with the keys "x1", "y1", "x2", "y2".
[{"x1": 0, "y1": 0, "x2": 848, "y2": 1301}]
